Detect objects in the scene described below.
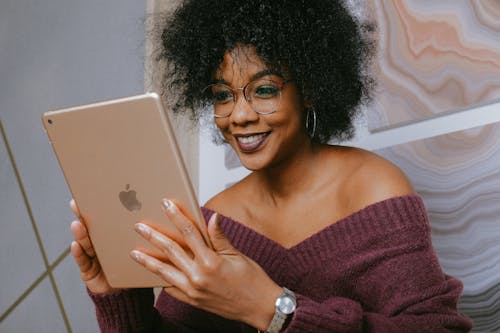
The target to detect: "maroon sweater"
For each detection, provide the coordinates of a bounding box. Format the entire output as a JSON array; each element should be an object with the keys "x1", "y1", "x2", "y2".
[{"x1": 90, "y1": 195, "x2": 472, "y2": 332}]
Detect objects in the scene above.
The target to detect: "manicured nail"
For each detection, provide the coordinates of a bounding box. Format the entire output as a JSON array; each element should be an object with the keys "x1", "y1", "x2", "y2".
[
  {"x1": 130, "y1": 250, "x2": 143, "y2": 262},
  {"x1": 134, "y1": 223, "x2": 148, "y2": 234},
  {"x1": 161, "y1": 199, "x2": 175, "y2": 213},
  {"x1": 211, "y1": 213, "x2": 222, "y2": 228}
]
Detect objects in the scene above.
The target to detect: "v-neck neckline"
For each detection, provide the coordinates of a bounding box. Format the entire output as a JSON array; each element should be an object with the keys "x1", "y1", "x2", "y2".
[{"x1": 201, "y1": 194, "x2": 423, "y2": 252}]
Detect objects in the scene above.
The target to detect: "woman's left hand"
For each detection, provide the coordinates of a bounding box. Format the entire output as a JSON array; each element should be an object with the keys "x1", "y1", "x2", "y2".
[{"x1": 130, "y1": 198, "x2": 281, "y2": 331}]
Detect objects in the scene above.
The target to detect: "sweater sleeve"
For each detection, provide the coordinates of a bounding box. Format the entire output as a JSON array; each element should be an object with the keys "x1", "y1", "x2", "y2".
[
  {"x1": 282, "y1": 197, "x2": 473, "y2": 333},
  {"x1": 88, "y1": 288, "x2": 160, "y2": 333},
  {"x1": 285, "y1": 276, "x2": 471, "y2": 333},
  {"x1": 88, "y1": 288, "x2": 218, "y2": 332}
]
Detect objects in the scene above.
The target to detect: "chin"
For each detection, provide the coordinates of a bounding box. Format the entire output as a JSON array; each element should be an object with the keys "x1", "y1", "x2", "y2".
[
  {"x1": 229, "y1": 137, "x2": 282, "y2": 171},
  {"x1": 238, "y1": 158, "x2": 265, "y2": 171},
  {"x1": 235, "y1": 152, "x2": 270, "y2": 171}
]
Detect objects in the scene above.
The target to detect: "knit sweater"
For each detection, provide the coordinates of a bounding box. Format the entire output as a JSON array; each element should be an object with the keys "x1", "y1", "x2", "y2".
[{"x1": 89, "y1": 195, "x2": 472, "y2": 332}]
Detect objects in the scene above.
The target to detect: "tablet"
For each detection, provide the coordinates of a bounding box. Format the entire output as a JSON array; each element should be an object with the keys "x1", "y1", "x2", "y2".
[{"x1": 42, "y1": 92, "x2": 206, "y2": 288}]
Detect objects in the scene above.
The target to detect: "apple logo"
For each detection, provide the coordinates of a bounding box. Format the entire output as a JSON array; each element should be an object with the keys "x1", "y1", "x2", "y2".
[{"x1": 119, "y1": 184, "x2": 142, "y2": 212}]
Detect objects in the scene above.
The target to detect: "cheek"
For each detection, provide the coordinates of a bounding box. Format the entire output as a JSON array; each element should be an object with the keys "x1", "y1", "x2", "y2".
[
  {"x1": 214, "y1": 119, "x2": 228, "y2": 132},
  {"x1": 284, "y1": 119, "x2": 305, "y2": 141},
  {"x1": 213, "y1": 119, "x2": 234, "y2": 143},
  {"x1": 274, "y1": 108, "x2": 306, "y2": 133},
  {"x1": 279, "y1": 96, "x2": 306, "y2": 126}
]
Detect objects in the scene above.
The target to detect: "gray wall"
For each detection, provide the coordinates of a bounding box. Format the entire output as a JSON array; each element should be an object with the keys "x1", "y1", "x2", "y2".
[{"x1": 0, "y1": 0, "x2": 147, "y2": 331}]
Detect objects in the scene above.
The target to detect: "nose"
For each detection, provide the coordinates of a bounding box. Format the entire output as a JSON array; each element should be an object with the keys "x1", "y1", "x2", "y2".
[{"x1": 229, "y1": 93, "x2": 259, "y2": 125}]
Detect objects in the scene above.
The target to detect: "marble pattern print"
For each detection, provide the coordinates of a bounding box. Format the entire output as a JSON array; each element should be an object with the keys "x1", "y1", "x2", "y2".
[
  {"x1": 376, "y1": 123, "x2": 500, "y2": 333},
  {"x1": 368, "y1": 0, "x2": 500, "y2": 130}
]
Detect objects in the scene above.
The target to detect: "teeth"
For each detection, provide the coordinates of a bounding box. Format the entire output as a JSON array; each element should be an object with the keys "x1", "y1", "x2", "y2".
[{"x1": 237, "y1": 134, "x2": 266, "y2": 144}]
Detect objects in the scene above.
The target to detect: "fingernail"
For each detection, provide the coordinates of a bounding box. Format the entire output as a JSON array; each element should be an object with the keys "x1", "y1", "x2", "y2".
[
  {"x1": 213, "y1": 213, "x2": 222, "y2": 228},
  {"x1": 130, "y1": 250, "x2": 143, "y2": 262},
  {"x1": 161, "y1": 199, "x2": 175, "y2": 213},
  {"x1": 134, "y1": 223, "x2": 148, "y2": 234}
]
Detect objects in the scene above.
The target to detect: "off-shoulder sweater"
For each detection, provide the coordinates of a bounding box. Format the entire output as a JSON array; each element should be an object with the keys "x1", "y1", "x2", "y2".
[{"x1": 89, "y1": 195, "x2": 472, "y2": 332}]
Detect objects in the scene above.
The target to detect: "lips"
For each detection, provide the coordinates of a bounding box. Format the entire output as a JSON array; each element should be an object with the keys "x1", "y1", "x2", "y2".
[{"x1": 235, "y1": 132, "x2": 270, "y2": 152}]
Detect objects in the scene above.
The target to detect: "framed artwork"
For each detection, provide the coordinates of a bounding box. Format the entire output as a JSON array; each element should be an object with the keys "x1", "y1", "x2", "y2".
[{"x1": 368, "y1": 0, "x2": 500, "y2": 130}]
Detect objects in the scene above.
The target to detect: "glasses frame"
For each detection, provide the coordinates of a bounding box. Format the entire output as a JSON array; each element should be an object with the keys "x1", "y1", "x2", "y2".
[{"x1": 203, "y1": 78, "x2": 294, "y2": 118}]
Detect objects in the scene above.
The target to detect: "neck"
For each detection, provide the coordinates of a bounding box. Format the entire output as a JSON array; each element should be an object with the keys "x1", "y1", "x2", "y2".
[{"x1": 254, "y1": 140, "x2": 323, "y2": 203}]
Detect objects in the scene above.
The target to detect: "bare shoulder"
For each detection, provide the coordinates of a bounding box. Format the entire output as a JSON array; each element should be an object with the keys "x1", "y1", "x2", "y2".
[
  {"x1": 334, "y1": 146, "x2": 416, "y2": 210},
  {"x1": 203, "y1": 176, "x2": 251, "y2": 217},
  {"x1": 203, "y1": 185, "x2": 235, "y2": 212}
]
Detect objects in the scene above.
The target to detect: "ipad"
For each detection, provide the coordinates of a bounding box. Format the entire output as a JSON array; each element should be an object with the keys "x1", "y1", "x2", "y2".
[{"x1": 42, "y1": 92, "x2": 207, "y2": 288}]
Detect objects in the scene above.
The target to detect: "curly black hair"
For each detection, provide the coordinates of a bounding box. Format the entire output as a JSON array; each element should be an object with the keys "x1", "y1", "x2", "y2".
[{"x1": 156, "y1": 0, "x2": 375, "y2": 143}]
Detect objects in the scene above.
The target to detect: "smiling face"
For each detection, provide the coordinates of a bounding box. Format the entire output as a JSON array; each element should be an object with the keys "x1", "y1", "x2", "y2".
[{"x1": 213, "y1": 46, "x2": 311, "y2": 171}]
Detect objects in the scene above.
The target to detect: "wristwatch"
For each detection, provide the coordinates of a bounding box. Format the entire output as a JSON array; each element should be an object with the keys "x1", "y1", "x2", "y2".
[{"x1": 265, "y1": 288, "x2": 296, "y2": 333}]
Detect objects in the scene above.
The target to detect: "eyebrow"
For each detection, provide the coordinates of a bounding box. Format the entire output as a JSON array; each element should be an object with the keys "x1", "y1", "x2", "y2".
[{"x1": 214, "y1": 69, "x2": 285, "y2": 86}]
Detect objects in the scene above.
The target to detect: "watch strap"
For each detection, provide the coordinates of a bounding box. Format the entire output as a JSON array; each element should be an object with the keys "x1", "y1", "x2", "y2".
[
  {"x1": 266, "y1": 310, "x2": 287, "y2": 333},
  {"x1": 265, "y1": 288, "x2": 296, "y2": 333}
]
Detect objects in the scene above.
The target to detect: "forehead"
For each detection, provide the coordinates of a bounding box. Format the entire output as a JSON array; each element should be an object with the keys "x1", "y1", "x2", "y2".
[{"x1": 215, "y1": 45, "x2": 269, "y2": 83}]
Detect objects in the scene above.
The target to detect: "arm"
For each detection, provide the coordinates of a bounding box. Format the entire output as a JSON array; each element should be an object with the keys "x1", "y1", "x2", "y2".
[
  {"x1": 283, "y1": 204, "x2": 472, "y2": 333},
  {"x1": 88, "y1": 288, "x2": 219, "y2": 333},
  {"x1": 286, "y1": 270, "x2": 471, "y2": 332},
  {"x1": 88, "y1": 288, "x2": 160, "y2": 333}
]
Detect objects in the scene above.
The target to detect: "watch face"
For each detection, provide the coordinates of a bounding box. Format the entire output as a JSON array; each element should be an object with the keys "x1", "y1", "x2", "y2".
[{"x1": 277, "y1": 295, "x2": 296, "y2": 315}]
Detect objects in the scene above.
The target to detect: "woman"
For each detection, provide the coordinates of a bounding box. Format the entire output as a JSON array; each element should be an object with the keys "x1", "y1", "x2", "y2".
[{"x1": 70, "y1": 0, "x2": 472, "y2": 332}]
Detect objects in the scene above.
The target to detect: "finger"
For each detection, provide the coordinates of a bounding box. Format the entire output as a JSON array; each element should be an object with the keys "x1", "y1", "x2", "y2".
[
  {"x1": 70, "y1": 220, "x2": 96, "y2": 258},
  {"x1": 172, "y1": 199, "x2": 211, "y2": 249},
  {"x1": 162, "y1": 199, "x2": 212, "y2": 262},
  {"x1": 134, "y1": 223, "x2": 195, "y2": 276},
  {"x1": 69, "y1": 199, "x2": 82, "y2": 218},
  {"x1": 130, "y1": 250, "x2": 199, "y2": 307},
  {"x1": 130, "y1": 250, "x2": 187, "y2": 288},
  {"x1": 167, "y1": 198, "x2": 198, "y2": 225},
  {"x1": 207, "y1": 213, "x2": 235, "y2": 254},
  {"x1": 70, "y1": 241, "x2": 96, "y2": 277}
]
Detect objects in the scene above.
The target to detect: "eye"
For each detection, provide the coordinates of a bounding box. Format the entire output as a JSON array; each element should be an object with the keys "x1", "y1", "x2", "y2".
[
  {"x1": 253, "y1": 83, "x2": 279, "y2": 99},
  {"x1": 211, "y1": 87, "x2": 233, "y2": 104}
]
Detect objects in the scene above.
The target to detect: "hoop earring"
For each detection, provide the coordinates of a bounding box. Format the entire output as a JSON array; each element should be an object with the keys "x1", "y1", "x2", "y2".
[{"x1": 305, "y1": 108, "x2": 317, "y2": 138}]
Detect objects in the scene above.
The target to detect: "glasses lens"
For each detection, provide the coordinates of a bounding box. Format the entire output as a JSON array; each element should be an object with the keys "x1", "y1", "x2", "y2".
[
  {"x1": 206, "y1": 84, "x2": 234, "y2": 117},
  {"x1": 246, "y1": 79, "x2": 281, "y2": 115},
  {"x1": 204, "y1": 78, "x2": 283, "y2": 117}
]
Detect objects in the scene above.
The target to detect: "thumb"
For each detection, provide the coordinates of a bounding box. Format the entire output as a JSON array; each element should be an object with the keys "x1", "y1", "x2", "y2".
[{"x1": 207, "y1": 213, "x2": 234, "y2": 253}]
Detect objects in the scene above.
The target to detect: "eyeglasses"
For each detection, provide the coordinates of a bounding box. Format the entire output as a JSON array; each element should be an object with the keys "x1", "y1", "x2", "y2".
[{"x1": 202, "y1": 77, "x2": 293, "y2": 118}]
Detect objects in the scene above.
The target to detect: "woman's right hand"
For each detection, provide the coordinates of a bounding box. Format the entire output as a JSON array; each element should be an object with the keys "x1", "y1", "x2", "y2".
[{"x1": 69, "y1": 199, "x2": 118, "y2": 294}]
